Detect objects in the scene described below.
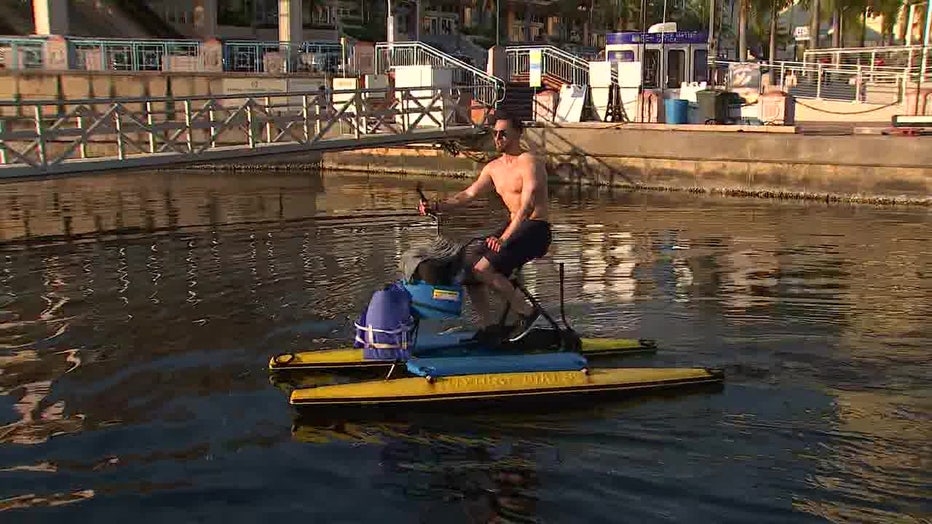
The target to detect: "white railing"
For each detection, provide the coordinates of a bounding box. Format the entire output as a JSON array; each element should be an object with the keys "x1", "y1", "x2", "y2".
[
  {"x1": 714, "y1": 59, "x2": 912, "y2": 103},
  {"x1": 505, "y1": 45, "x2": 593, "y2": 87},
  {"x1": 374, "y1": 41, "x2": 502, "y2": 105},
  {"x1": 0, "y1": 85, "x2": 492, "y2": 177},
  {"x1": 375, "y1": 41, "x2": 503, "y2": 106},
  {"x1": 803, "y1": 45, "x2": 930, "y2": 74}
]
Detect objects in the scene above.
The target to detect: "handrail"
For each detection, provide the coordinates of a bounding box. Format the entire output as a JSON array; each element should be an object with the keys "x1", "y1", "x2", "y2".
[
  {"x1": 0, "y1": 85, "x2": 453, "y2": 107},
  {"x1": 375, "y1": 41, "x2": 500, "y2": 84},
  {"x1": 712, "y1": 59, "x2": 912, "y2": 102},
  {"x1": 64, "y1": 36, "x2": 203, "y2": 46},
  {"x1": 375, "y1": 41, "x2": 504, "y2": 106},
  {"x1": 801, "y1": 45, "x2": 930, "y2": 74},
  {"x1": 804, "y1": 44, "x2": 926, "y2": 55},
  {"x1": 505, "y1": 45, "x2": 595, "y2": 87},
  {"x1": 507, "y1": 45, "x2": 590, "y2": 69},
  {"x1": 717, "y1": 59, "x2": 909, "y2": 76}
]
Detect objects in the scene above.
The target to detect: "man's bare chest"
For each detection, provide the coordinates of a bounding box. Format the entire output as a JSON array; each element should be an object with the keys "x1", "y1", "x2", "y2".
[{"x1": 490, "y1": 168, "x2": 523, "y2": 197}]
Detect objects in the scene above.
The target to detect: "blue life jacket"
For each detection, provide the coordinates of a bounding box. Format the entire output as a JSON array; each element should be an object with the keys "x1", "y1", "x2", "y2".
[{"x1": 354, "y1": 281, "x2": 417, "y2": 360}]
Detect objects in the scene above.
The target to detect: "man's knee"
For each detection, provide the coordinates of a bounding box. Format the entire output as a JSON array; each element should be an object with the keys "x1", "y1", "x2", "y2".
[{"x1": 472, "y1": 257, "x2": 494, "y2": 279}]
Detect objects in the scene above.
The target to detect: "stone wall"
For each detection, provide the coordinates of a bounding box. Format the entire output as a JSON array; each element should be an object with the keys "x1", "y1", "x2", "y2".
[
  {"x1": 523, "y1": 124, "x2": 931, "y2": 200},
  {"x1": 0, "y1": 70, "x2": 327, "y2": 116},
  {"x1": 321, "y1": 124, "x2": 931, "y2": 205}
]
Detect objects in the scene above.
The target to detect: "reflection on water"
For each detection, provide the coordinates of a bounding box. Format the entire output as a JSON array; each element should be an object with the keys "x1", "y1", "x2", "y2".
[
  {"x1": 293, "y1": 417, "x2": 543, "y2": 522},
  {"x1": 0, "y1": 170, "x2": 928, "y2": 521}
]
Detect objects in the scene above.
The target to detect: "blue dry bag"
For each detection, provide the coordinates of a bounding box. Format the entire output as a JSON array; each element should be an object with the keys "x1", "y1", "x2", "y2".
[{"x1": 354, "y1": 281, "x2": 417, "y2": 360}]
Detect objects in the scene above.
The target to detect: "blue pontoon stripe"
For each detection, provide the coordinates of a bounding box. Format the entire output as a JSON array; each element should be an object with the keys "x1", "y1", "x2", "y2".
[{"x1": 406, "y1": 353, "x2": 588, "y2": 377}]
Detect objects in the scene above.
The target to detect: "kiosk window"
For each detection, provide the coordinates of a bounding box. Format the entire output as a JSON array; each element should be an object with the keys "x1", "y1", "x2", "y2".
[
  {"x1": 693, "y1": 50, "x2": 709, "y2": 83},
  {"x1": 608, "y1": 50, "x2": 635, "y2": 62},
  {"x1": 644, "y1": 49, "x2": 660, "y2": 88},
  {"x1": 667, "y1": 49, "x2": 685, "y2": 88}
]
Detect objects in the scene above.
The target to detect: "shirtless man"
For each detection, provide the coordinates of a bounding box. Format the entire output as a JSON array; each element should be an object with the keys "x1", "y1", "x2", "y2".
[{"x1": 419, "y1": 111, "x2": 551, "y2": 341}]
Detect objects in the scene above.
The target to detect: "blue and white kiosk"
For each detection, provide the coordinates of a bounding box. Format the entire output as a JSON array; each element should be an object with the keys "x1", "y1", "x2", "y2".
[
  {"x1": 586, "y1": 25, "x2": 710, "y2": 122},
  {"x1": 604, "y1": 27, "x2": 710, "y2": 92}
]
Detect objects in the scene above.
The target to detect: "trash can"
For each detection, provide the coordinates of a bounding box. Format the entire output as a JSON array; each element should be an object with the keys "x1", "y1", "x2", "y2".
[
  {"x1": 696, "y1": 89, "x2": 729, "y2": 124},
  {"x1": 664, "y1": 98, "x2": 689, "y2": 124},
  {"x1": 758, "y1": 90, "x2": 796, "y2": 125}
]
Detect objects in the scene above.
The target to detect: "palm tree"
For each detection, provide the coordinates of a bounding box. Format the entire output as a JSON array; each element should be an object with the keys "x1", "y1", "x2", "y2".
[
  {"x1": 739, "y1": 0, "x2": 751, "y2": 59},
  {"x1": 809, "y1": 0, "x2": 821, "y2": 50},
  {"x1": 751, "y1": 0, "x2": 793, "y2": 77}
]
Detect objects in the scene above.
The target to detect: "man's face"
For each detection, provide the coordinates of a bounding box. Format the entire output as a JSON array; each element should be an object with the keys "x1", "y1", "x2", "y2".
[{"x1": 493, "y1": 120, "x2": 517, "y2": 152}]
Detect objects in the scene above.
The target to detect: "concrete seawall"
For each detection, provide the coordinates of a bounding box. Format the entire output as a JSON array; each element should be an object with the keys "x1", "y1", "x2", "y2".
[
  {"x1": 0, "y1": 70, "x2": 327, "y2": 116},
  {"x1": 317, "y1": 123, "x2": 931, "y2": 206}
]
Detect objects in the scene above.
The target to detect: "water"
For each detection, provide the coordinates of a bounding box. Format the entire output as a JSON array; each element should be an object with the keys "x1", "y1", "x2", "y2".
[{"x1": 0, "y1": 171, "x2": 928, "y2": 522}]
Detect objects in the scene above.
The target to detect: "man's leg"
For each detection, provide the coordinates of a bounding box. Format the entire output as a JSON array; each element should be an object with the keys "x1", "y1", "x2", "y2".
[
  {"x1": 465, "y1": 282, "x2": 496, "y2": 328},
  {"x1": 472, "y1": 257, "x2": 533, "y2": 318}
]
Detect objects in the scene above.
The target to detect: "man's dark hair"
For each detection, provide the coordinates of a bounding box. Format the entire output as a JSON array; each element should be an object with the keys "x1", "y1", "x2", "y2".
[{"x1": 492, "y1": 110, "x2": 524, "y2": 134}]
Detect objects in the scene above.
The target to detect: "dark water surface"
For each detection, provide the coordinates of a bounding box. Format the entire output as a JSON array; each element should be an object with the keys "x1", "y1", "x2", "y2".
[{"x1": 0, "y1": 171, "x2": 928, "y2": 522}]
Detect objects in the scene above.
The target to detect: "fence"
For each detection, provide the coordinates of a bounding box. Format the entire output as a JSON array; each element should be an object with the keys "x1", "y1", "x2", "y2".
[
  {"x1": 223, "y1": 40, "x2": 343, "y2": 73},
  {"x1": 69, "y1": 38, "x2": 201, "y2": 71},
  {"x1": 0, "y1": 37, "x2": 44, "y2": 70},
  {"x1": 0, "y1": 36, "x2": 343, "y2": 74},
  {"x1": 803, "y1": 45, "x2": 930, "y2": 74},
  {"x1": 714, "y1": 60, "x2": 911, "y2": 103}
]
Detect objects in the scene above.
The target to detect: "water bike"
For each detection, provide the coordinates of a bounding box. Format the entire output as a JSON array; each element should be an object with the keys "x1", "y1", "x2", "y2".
[
  {"x1": 272, "y1": 184, "x2": 657, "y2": 375},
  {"x1": 275, "y1": 187, "x2": 724, "y2": 410}
]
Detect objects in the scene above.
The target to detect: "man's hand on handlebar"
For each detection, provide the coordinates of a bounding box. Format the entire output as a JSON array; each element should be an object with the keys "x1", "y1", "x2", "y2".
[
  {"x1": 417, "y1": 198, "x2": 436, "y2": 216},
  {"x1": 418, "y1": 199, "x2": 438, "y2": 216}
]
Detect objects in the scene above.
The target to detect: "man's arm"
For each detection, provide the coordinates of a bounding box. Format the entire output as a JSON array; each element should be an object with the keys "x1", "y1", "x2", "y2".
[
  {"x1": 499, "y1": 154, "x2": 543, "y2": 244},
  {"x1": 435, "y1": 163, "x2": 494, "y2": 212}
]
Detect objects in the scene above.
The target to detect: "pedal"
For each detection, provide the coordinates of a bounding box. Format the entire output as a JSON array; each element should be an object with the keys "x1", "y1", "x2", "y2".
[{"x1": 507, "y1": 310, "x2": 545, "y2": 343}]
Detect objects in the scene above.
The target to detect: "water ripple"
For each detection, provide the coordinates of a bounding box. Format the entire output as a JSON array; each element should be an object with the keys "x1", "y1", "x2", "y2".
[{"x1": 0, "y1": 172, "x2": 926, "y2": 522}]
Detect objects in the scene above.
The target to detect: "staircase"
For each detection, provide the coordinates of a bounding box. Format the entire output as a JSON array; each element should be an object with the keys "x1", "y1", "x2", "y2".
[
  {"x1": 375, "y1": 41, "x2": 504, "y2": 107},
  {"x1": 499, "y1": 46, "x2": 596, "y2": 122},
  {"x1": 509, "y1": 73, "x2": 566, "y2": 91},
  {"x1": 498, "y1": 84, "x2": 537, "y2": 122},
  {"x1": 505, "y1": 45, "x2": 592, "y2": 87}
]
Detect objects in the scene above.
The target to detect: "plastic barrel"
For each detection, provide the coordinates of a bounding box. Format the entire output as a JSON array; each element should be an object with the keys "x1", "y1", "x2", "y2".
[{"x1": 664, "y1": 98, "x2": 689, "y2": 124}]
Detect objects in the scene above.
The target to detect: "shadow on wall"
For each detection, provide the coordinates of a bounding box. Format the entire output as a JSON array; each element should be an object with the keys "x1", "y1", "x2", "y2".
[{"x1": 525, "y1": 126, "x2": 638, "y2": 187}]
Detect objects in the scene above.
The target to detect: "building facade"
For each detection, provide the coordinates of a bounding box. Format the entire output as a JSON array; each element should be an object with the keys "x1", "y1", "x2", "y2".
[{"x1": 142, "y1": 0, "x2": 603, "y2": 48}]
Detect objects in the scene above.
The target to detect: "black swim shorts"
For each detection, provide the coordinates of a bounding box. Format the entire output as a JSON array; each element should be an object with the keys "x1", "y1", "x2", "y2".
[{"x1": 479, "y1": 219, "x2": 553, "y2": 277}]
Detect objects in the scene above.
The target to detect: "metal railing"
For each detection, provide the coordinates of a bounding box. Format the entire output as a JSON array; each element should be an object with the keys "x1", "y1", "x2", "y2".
[
  {"x1": 803, "y1": 45, "x2": 930, "y2": 73},
  {"x1": 0, "y1": 85, "x2": 491, "y2": 177},
  {"x1": 714, "y1": 60, "x2": 910, "y2": 103},
  {"x1": 68, "y1": 38, "x2": 201, "y2": 71},
  {"x1": 505, "y1": 45, "x2": 593, "y2": 87},
  {"x1": 223, "y1": 40, "x2": 343, "y2": 73},
  {"x1": 375, "y1": 41, "x2": 503, "y2": 106},
  {"x1": 0, "y1": 37, "x2": 45, "y2": 69},
  {"x1": 0, "y1": 36, "x2": 344, "y2": 73}
]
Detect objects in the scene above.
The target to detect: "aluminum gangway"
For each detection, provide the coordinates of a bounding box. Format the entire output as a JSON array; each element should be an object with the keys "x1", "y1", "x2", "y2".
[{"x1": 0, "y1": 85, "x2": 491, "y2": 178}]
